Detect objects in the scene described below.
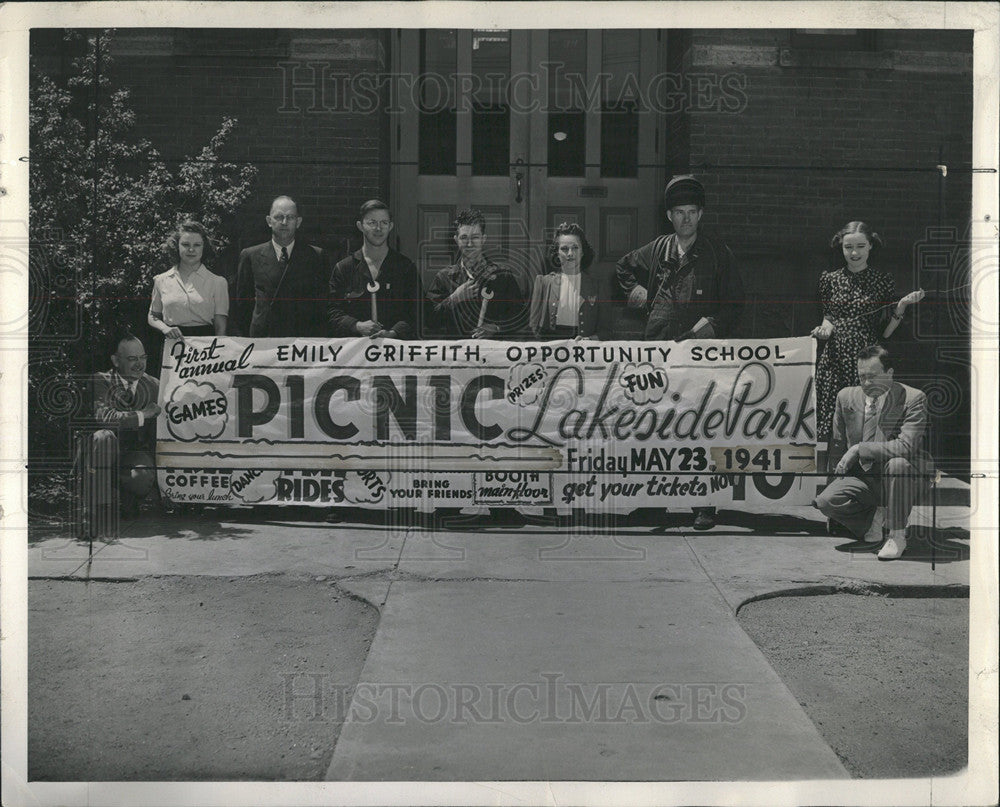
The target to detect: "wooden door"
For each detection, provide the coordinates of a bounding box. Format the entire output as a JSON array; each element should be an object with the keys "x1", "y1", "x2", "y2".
[{"x1": 391, "y1": 28, "x2": 665, "y2": 330}]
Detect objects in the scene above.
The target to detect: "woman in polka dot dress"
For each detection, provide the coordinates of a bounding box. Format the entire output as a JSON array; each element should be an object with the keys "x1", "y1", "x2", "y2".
[{"x1": 812, "y1": 221, "x2": 924, "y2": 458}]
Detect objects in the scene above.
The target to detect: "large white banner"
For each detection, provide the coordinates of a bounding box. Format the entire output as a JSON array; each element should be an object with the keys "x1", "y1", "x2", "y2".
[{"x1": 156, "y1": 336, "x2": 817, "y2": 509}]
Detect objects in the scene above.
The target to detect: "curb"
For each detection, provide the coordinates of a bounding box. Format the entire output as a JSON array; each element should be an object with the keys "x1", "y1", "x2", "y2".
[{"x1": 734, "y1": 580, "x2": 971, "y2": 615}]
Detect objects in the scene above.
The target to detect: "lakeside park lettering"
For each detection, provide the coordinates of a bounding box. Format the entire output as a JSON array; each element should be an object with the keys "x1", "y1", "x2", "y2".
[
  {"x1": 227, "y1": 361, "x2": 812, "y2": 446},
  {"x1": 157, "y1": 337, "x2": 817, "y2": 508}
]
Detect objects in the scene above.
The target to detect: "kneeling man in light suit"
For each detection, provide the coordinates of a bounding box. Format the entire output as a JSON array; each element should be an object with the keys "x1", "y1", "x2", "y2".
[{"x1": 814, "y1": 345, "x2": 934, "y2": 560}]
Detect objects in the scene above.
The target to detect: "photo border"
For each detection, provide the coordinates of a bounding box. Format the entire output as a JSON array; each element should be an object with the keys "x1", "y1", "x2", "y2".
[{"x1": 2, "y1": 3, "x2": 997, "y2": 806}]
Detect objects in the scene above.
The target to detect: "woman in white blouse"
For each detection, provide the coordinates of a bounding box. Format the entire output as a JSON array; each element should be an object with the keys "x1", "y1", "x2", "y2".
[
  {"x1": 148, "y1": 220, "x2": 229, "y2": 341},
  {"x1": 529, "y1": 222, "x2": 608, "y2": 340}
]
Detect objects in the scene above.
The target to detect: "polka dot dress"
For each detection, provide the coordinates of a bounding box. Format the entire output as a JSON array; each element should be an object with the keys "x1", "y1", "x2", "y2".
[{"x1": 815, "y1": 266, "x2": 895, "y2": 442}]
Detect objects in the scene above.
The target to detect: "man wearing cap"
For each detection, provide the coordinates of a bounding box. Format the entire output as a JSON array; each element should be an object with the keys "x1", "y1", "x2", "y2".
[{"x1": 616, "y1": 174, "x2": 745, "y2": 531}]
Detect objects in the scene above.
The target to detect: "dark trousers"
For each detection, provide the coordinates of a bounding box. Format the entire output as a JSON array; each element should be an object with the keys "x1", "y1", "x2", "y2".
[{"x1": 76, "y1": 430, "x2": 156, "y2": 536}]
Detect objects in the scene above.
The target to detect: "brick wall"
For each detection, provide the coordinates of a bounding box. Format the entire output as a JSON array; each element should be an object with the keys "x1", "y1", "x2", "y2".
[
  {"x1": 681, "y1": 29, "x2": 972, "y2": 313},
  {"x1": 663, "y1": 29, "x2": 691, "y2": 173},
  {"x1": 106, "y1": 29, "x2": 390, "y2": 268},
  {"x1": 679, "y1": 29, "x2": 974, "y2": 468}
]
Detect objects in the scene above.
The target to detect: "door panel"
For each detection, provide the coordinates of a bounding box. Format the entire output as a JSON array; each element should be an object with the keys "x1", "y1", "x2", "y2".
[
  {"x1": 546, "y1": 206, "x2": 586, "y2": 232},
  {"x1": 599, "y1": 208, "x2": 639, "y2": 263},
  {"x1": 392, "y1": 28, "x2": 665, "y2": 330},
  {"x1": 415, "y1": 205, "x2": 456, "y2": 292}
]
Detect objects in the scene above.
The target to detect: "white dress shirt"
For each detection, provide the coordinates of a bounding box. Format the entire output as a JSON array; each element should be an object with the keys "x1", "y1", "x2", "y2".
[
  {"x1": 272, "y1": 240, "x2": 295, "y2": 261},
  {"x1": 555, "y1": 272, "x2": 581, "y2": 327},
  {"x1": 149, "y1": 264, "x2": 229, "y2": 326}
]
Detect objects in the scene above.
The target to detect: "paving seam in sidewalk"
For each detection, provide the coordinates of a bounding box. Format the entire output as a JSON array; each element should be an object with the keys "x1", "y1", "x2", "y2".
[
  {"x1": 321, "y1": 522, "x2": 414, "y2": 767},
  {"x1": 682, "y1": 535, "x2": 861, "y2": 777},
  {"x1": 681, "y1": 532, "x2": 743, "y2": 613}
]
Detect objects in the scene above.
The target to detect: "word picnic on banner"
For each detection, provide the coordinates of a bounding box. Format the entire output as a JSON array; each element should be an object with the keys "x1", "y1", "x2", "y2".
[{"x1": 156, "y1": 336, "x2": 817, "y2": 509}]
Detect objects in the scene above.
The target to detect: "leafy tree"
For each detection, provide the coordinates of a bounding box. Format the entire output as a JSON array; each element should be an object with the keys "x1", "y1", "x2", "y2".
[{"x1": 28, "y1": 29, "x2": 257, "y2": 511}]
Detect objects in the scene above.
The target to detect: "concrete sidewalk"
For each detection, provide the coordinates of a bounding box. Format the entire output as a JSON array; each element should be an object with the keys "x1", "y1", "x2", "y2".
[{"x1": 28, "y1": 503, "x2": 970, "y2": 781}]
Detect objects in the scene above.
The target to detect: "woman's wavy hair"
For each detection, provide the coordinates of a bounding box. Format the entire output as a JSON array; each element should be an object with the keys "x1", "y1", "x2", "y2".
[
  {"x1": 830, "y1": 220, "x2": 884, "y2": 251},
  {"x1": 546, "y1": 222, "x2": 595, "y2": 273},
  {"x1": 165, "y1": 219, "x2": 216, "y2": 265}
]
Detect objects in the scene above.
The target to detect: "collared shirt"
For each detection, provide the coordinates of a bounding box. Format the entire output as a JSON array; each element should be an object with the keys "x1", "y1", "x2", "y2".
[
  {"x1": 858, "y1": 391, "x2": 887, "y2": 471},
  {"x1": 616, "y1": 229, "x2": 743, "y2": 341},
  {"x1": 150, "y1": 264, "x2": 229, "y2": 326},
  {"x1": 112, "y1": 370, "x2": 144, "y2": 427},
  {"x1": 426, "y1": 257, "x2": 521, "y2": 337},
  {"x1": 666, "y1": 239, "x2": 689, "y2": 262},
  {"x1": 271, "y1": 239, "x2": 295, "y2": 262},
  {"x1": 329, "y1": 247, "x2": 422, "y2": 339},
  {"x1": 647, "y1": 236, "x2": 696, "y2": 338},
  {"x1": 362, "y1": 245, "x2": 387, "y2": 281},
  {"x1": 864, "y1": 392, "x2": 886, "y2": 421},
  {"x1": 555, "y1": 272, "x2": 581, "y2": 327},
  {"x1": 461, "y1": 257, "x2": 490, "y2": 283}
]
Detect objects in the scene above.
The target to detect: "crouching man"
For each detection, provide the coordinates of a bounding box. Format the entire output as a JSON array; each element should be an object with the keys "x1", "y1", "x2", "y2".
[
  {"x1": 82, "y1": 333, "x2": 163, "y2": 532},
  {"x1": 814, "y1": 345, "x2": 934, "y2": 560}
]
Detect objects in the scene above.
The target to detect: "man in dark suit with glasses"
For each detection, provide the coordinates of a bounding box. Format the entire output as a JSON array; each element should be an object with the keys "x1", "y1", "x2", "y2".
[{"x1": 233, "y1": 195, "x2": 330, "y2": 338}]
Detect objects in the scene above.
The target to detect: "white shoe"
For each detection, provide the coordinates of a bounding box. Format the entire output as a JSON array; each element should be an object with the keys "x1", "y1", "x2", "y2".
[
  {"x1": 877, "y1": 531, "x2": 907, "y2": 560},
  {"x1": 862, "y1": 507, "x2": 885, "y2": 543}
]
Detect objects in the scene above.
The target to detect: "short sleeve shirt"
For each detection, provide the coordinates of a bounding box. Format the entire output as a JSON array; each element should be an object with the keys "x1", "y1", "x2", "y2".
[{"x1": 150, "y1": 265, "x2": 229, "y2": 326}]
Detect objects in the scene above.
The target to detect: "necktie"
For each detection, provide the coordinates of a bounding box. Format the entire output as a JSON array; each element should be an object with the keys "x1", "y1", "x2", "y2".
[
  {"x1": 123, "y1": 383, "x2": 135, "y2": 408},
  {"x1": 862, "y1": 397, "x2": 878, "y2": 443},
  {"x1": 280, "y1": 246, "x2": 289, "y2": 266}
]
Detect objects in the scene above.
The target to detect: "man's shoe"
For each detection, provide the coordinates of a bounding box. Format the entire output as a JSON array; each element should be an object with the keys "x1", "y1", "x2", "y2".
[
  {"x1": 827, "y1": 518, "x2": 849, "y2": 537},
  {"x1": 692, "y1": 508, "x2": 715, "y2": 531},
  {"x1": 862, "y1": 506, "x2": 885, "y2": 543},
  {"x1": 490, "y1": 507, "x2": 525, "y2": 526},
  {"x1": 877, "y1": 531, "x2": 907, "y2": 560}
]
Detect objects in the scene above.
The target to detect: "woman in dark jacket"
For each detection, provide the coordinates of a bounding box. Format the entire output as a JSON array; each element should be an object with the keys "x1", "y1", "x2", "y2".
[{"x1": 529, "y1": 222, "x2": 608, "y2": 340}]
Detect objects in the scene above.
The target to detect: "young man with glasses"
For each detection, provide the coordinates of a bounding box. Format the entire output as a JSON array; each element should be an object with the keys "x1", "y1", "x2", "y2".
[
  {"x1": 233, "y1": 195, "x2": 330, "y2": 337},
  {"x1": 328, "y1": 199, "x2": 421, "y2": 338},
  {"x1": 426, "y1": 208, "x2": 525, "y2": 338}
]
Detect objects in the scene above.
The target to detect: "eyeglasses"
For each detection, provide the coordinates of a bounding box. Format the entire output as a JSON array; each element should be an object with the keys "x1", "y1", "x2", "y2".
[
  {"x1": 269, "y1": 214, "x2": 299, "y2": 224},
  {"x1": 363, "y1": 220, "x2": 391, "y2": 230}
]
